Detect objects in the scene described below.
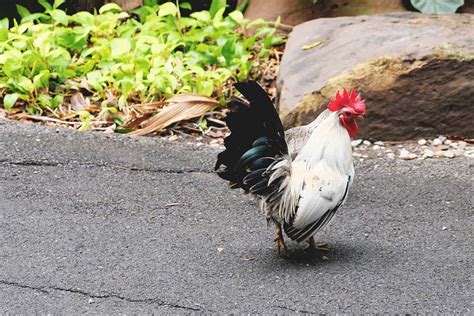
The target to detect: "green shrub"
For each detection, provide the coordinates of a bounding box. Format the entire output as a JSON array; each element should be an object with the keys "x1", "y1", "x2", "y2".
[{"x1": 0, "y1": 0, "x2": 284, "y2": 125}]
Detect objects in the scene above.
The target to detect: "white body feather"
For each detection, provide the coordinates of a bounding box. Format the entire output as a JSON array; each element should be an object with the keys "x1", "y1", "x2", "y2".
[{"x1": 268, "y1": 110, "x2": 354, "y2": 236}]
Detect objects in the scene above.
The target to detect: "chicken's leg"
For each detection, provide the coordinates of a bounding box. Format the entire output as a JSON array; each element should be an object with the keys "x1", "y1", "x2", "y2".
[
  {"x1": 274, "y1": 222, "x2": 288, "y2": 256},
  {"x1": 307, "y1": 236, "x2": 329, "y2": 251}
]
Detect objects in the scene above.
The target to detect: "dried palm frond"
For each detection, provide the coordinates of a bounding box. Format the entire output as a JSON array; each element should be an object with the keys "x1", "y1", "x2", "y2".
[{"x1": 128, "y1": 94, "x2": 218, "y2": 136}]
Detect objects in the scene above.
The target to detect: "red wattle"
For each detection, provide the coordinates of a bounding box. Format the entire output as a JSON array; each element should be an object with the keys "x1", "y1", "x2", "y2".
[{"x1": 341, "y1": 117, "x2": 359, "y2": 138}]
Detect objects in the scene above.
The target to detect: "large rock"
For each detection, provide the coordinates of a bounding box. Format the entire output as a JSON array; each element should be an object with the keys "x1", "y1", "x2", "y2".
[
  {"x1": 242, "y1": 0, "x2": 474, "y2": 27},
  {"x1": 277, "y1": 12, "x2": 474, "y2": 140},
  {"x1": 243, "y1": 0, "x2": 410, "y2": 26}
]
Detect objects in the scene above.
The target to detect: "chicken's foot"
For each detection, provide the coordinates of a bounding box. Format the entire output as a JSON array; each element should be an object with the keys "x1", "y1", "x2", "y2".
[
  {"x1": 274, "y1": 222, "x2": 288, "y2": 256},
  {"x1": 307, "y1": 236, "x2": 329, "y2": 251}
]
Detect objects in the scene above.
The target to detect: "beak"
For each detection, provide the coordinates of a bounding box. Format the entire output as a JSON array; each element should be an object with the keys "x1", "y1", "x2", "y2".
[{"x1": 342, "y1": 107, "x2": 365, "y2": 118}]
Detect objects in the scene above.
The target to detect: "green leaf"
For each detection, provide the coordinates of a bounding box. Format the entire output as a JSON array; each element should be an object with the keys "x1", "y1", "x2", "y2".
[
  {"x1": 272, "y1": 36, "x2": 285, "y2": 46},
  {"x1": 33, "y1": 70, "x2": 51, "y2": 89},
  {"x1": 55, "y1": 29, "x2": 83, "y2": 50},
  {"x1": 410, "y1": 0, "x2": 464, "y2": 14},
  {"x1": 113, "y1": 116, "x2": 124, "y2": 126},
  {"x1": 50, "y1": 9, "x2": 69, "y2": 26},
  {"x1": 3, "y1": 58, "x2": 23, "y2": 77},
  {"x1": 47, "y1": 48, "x2": 72, "y2": 68},
  {"x1": 110, "y1": 38, "x2": 131, "y2": 59},
  {"x1": 78, "y1": 60, "x2": 96, "y2": 73},
  {"x1": 53, "y1": 0, "x2": 67, "y2": 9},
  {"x1": 38, "y1": 0, "x2": 53, "y2": 11},
  {"x1": 247, "y1": 18, "x2": 266, "y2": 29},
  {"x1": 210, "y1": 0, "x2": 227, "y2": 18},
  {"x1": 52, "y1": 95, "x2": 64, "y2": 108},
  {"x1": 143, "y1": 0, "x2": 158, "y2": 7},
  {"x1": 158, "y1": 2, "x2": 178, "y2": 17},
  {"x1": 16, "y1": 5, "x2": 31, "y2": 19},
  {"x1": 198, "y1": 80, "x2": 214, "y2": 96},
  {"x1": 144, "y1": 0, "x2": 158, "y2": 6},
  {"x1": 0, "y1": 29, "x2": 8, "y2": 42},
  {"x1": 221, "y1": 38, "x2": 235, "y2": 66},
  {"x1": 190, "y1": 11, "x2": 211, "y2": 23},
  {"x1": 0, "y1": 18, "x2": 8, "y2": 29},
  {"x1": 264, "y1": 35, "x2": 272, "y2": 48},
  {"x1": 86, "y1": 70, "x2": 104, "y2": 91},
  {"x1": 17, "y1": 23, "x2": 31, "y2": 35},
  {"x1": 228, "y1": 11, "x2": 244, "y2": 23},
  {"x1": 38, "y1": 94, "x2": 52, "y2": 107},
  {"x1": 99, "y1": 3, "x2": 123, "y2": 14},
  {"x1": 71, "y1": 12, "x2": 95, "y2": 26},
  {"x1": 115, "y1": 126, "x2": 133, "y2": 133},
  {"x1": 77, "y1": 110, "x2": 93, "y2": 131},
  {"x1": 21, "y1": 13, "x2": 50, "y2": 23},
  {"x1": 237, "y1": 0, "x2": 250, "y2": 12},
  {"x1": 199, "y1": 118, "x2": 208, "y2": 129},
  {"x1": 255, "y1": 27, "x2": 273, "y2": 38},
  {"x1": 17, "y1": 76, "x2": 35, "y2": 93},
  {"x1": 3, "y1": 93, "x2": 19, "y2": 110},
  {"x1": 212, "y1": 7, "x2": 226, "y2": 24},
  {"x1": 180, "y1": 2, "x2": 192, "y2": 10}
]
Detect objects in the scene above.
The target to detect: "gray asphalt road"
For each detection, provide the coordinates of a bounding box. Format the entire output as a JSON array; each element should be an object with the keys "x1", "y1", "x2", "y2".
[{"x1": 0, "y1": 119, "x2": 472, "y2": 313}]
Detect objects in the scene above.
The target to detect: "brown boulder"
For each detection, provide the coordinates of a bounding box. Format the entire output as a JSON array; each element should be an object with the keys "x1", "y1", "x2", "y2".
[
  {"x1": 461, "y1": 0, "x2": 474, "y2": 14},
  {"x1": 277, "y1": 12, "x2": 474, "y2": 140},
  {"x1": 242, "y1": 0, "x2": 474, "y2": 26},
  {"x1": 243, "y1": 0, "x2": 409, "y2": 26}
]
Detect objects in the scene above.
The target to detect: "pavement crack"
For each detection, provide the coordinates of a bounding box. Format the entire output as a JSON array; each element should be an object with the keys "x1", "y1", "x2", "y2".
[
  {"x1": 0, "y1": 160, "x2": 60, "y2": 167},
  {"x1": 127, "y1": 166, "x2": 211, "y2": 175},
  {"x1": 48, "y1": 286, "x2": 203, "y2": 311},
  {"x1": 272, "y1": 305, "x2": 316, "y2": 314},
  {"x1": 0, "y1": 159, "x2": 213, "y2": 175},
  {"x1": 1, "y1": 280, "x2": 205, "y2": 311},
  {"x1": 0, "y1": 280, "x2": 49, "y2": 294}
]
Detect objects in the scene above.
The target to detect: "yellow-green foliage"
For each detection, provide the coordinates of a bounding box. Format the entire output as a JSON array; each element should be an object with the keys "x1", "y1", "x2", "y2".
[{"x1": 0, "y1": 0, "x2": 284, "y2": 117}]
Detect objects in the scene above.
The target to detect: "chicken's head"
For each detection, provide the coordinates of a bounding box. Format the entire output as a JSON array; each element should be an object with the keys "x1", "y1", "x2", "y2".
[{"x1": 327, "y1": 88, "x2": 366, "y2": 138}]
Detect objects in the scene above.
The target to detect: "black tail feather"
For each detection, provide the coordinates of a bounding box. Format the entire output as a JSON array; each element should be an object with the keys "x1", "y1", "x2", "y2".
[
  {"x1": 243, "y1": 168, "x2": 267, "y2": 186},
  {"x1": 249, "y1": 157, "x2": 275, "y2": 170},
  {"x1": 215, "y1": 81, "x2": 288, "y2": 193},
  {"x1": 234, "y1": 81, "x2": 285, "y2": 139}
]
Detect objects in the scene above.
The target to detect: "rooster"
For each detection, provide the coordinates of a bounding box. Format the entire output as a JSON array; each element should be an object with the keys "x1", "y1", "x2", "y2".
[{"x1": 215, "y1": 81, "x2": 366, "y2": 255}]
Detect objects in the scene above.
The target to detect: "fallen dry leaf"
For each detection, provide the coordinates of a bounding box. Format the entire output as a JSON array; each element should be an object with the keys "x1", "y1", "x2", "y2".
[
  {"x1": 128, "y1": 94, "x2": 218, "y2": 136},
  {"x1": 70, "y1": 92, "x2": 90, "y2": 111},
  {"x1": 130, "y1": 101, "x2": 165, "y2": 114},
  {"x1": 106, "y1": 90, "x2": 117, "y2": 107},
  {"x1": 125, "y1": 112, "x2": 154, "y2": 129},
  {"x1": 302, "y1": 39, "x2": 327, "y2": 50}
]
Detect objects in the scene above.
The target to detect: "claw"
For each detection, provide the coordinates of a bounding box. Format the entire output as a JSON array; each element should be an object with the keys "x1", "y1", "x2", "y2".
[
  {"x1": 306, "y1": 236, "x2": 329, "y2": 252},
  {"x1": 275, "y1": 236, "x2": 288, "y2": 256},
  {"x1": 274, "y1": 222, "x2": 288, "y2": 257}
]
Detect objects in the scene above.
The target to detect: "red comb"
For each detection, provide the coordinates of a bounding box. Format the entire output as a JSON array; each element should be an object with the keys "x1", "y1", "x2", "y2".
[{"x1": 328, "y1": 88, "x2": 366, "y2": 114}]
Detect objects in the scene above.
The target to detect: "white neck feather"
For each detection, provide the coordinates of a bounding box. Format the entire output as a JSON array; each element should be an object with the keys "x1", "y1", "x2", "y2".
[{"x1": 296, "y1": 111, "x2": 353, "y2": 173}]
